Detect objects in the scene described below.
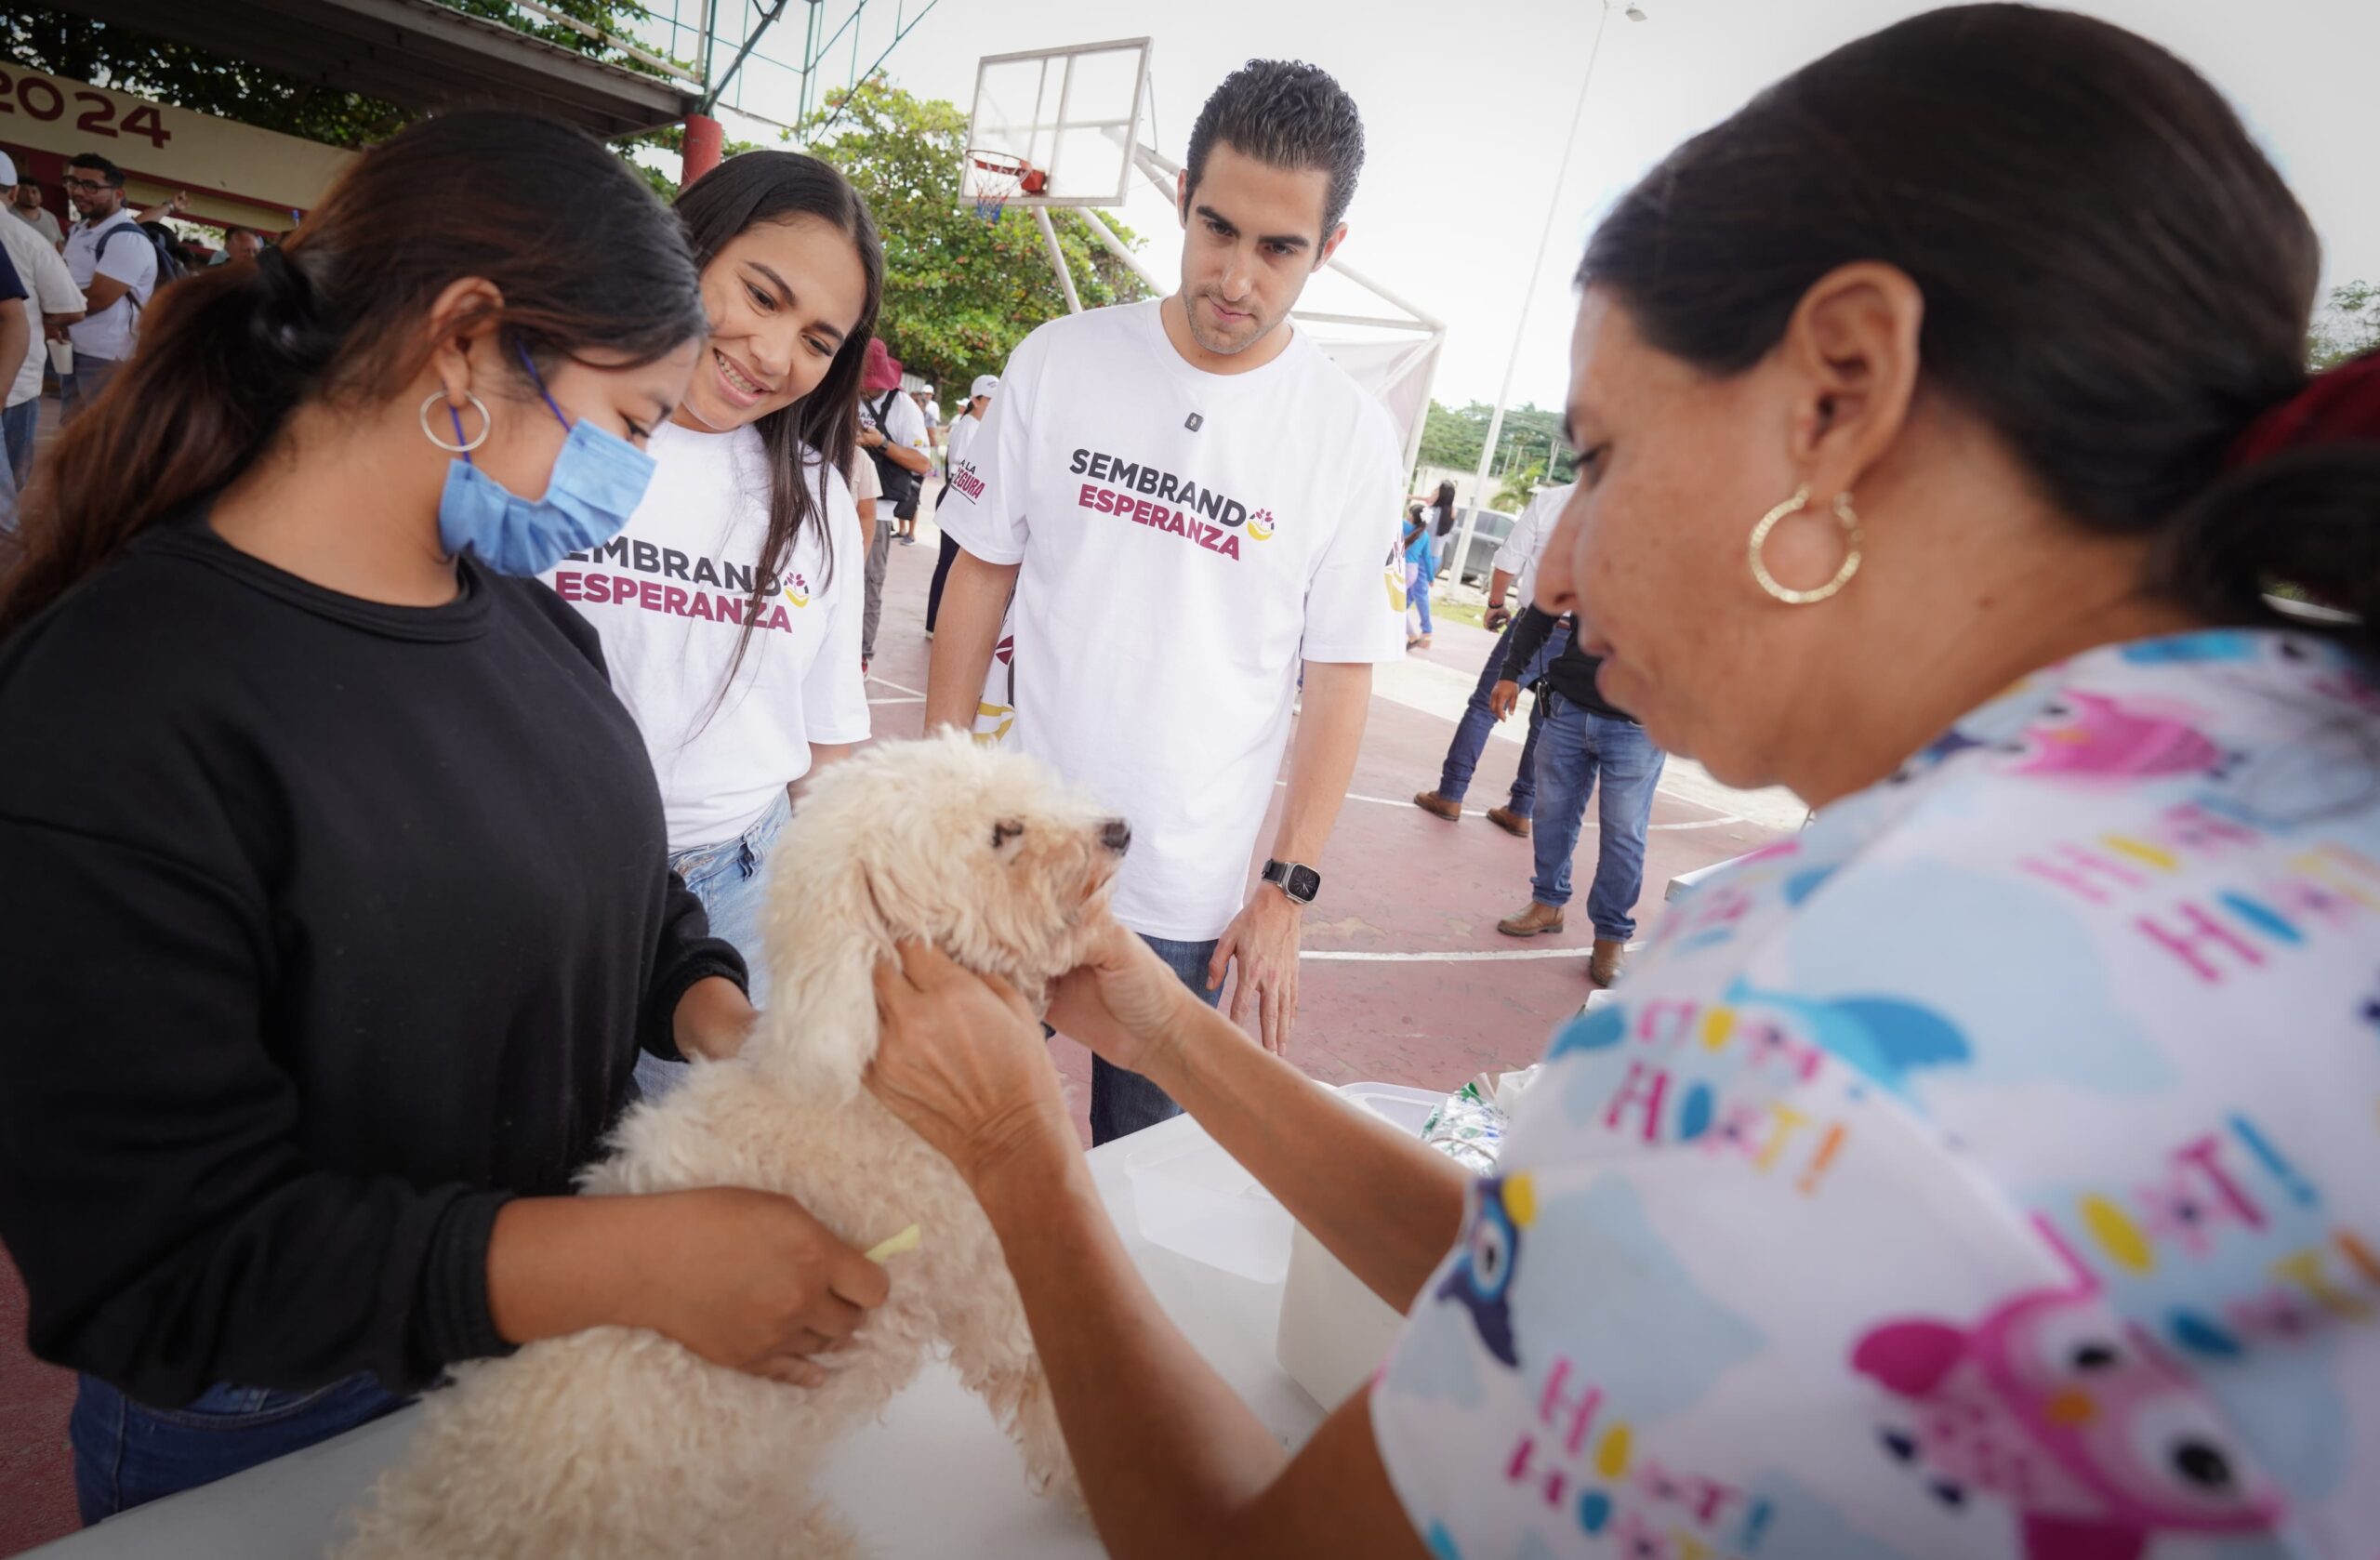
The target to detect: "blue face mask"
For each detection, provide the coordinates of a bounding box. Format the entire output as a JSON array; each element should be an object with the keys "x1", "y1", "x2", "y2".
[{"x1": 435, "y1": 348, "x2": 658, "y2": 576}]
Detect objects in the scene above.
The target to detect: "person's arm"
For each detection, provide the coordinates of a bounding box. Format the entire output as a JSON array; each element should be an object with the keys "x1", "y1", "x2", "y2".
[
  {"x1": 0, "y1": 251, "x2": 29, "y2": 393},
  {"x1": 870, "y1": 943, "x2": 1435, "y2": 1560},
  {"x1": 81, "y1": 273, "x2": 131, "y2": 312},
  {"x1": 1206, "y1": 660, "x2": 1369, "y2": 1051},
  {"x1": 1483, "y1": 565, "x2": 1519, "y2": 630},
  {"x1": 924, "y1": 551, "x2": 1019, "y2": 729},
  {"x1": 132, "y1": 190, "x2": 189, "y2": 226},
  {"x1": 1487, "y1": 604, "x2": 1559, "y2": 721}
]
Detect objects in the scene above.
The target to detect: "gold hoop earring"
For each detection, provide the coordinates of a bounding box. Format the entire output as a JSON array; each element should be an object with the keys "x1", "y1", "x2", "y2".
[
  {"x1": 1747, "y1": 485, "x2": 1862, "y2": 605},
  {"x1": 418, "y1": 390, "x2": 490, "y2": 454}
]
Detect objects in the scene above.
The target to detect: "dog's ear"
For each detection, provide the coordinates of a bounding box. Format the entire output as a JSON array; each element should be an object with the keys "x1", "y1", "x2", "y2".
[{"x1": 746, "y1": 834, "x2": 896, "y2": 1104}]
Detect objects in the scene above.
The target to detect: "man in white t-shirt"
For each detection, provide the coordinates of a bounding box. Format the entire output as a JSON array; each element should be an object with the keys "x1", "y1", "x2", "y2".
[
  {"x1": 928, "y1": 59, "x2": 1406, "y2": 1143},
  {"x1": 12, "y1": 181, "x2": 63, "y2": 249},
  {"x1": 59, "y1": 153, "x2": 155, "y2": 424},
  {"x1": 0, "y1": 153, "x2": 83, "y2": 501},
  {"x1": 926, "y1": 372, "x2": 997, "y2": 637},
  {"x1": 857, "y1": 339, "x2": 932, "y2": 668},
  {"x1": 1412, "y1": 480, "x2": 1577, "y2": 835}
]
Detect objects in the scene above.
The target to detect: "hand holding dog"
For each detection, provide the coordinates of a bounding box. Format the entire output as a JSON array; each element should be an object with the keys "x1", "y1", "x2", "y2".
[
  {"x1": 1047, "y1": 916, "x2": 1201, "y2": 1077},
  {"x1": 869, "y1": 941, "x2": 1073, "y2": 1188}
]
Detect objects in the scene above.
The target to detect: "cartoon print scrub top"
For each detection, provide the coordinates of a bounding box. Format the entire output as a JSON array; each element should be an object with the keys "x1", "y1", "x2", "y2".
[{"x1": 1372, "y1": 629, "x2": 2380, "y2": 1560}]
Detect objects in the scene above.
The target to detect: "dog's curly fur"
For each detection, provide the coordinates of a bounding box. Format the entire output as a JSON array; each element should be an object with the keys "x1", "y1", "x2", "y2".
[{"x1": 335, "y1": 734, "x2": 1124, "y2": 1559}]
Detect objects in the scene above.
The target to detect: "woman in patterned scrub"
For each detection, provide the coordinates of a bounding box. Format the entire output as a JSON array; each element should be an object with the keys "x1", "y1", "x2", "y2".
[{"x1": 864, "y1": 8, "x2": 2380, "y2": 1558}]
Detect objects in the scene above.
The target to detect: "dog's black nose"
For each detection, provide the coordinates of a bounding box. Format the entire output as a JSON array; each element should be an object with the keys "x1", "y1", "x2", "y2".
[{"x1": 1099, "y1": 818, "x2": 1132, "y2": 854}]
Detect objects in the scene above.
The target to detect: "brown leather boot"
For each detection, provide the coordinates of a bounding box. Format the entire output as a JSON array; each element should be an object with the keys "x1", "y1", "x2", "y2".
[
  {"x1": 1497, "y1": 902, "x2": 1566, "y2": 937},
  {"x1": 1485, "y1": 805, "x2": 1531, "y2": 838},
  {"x1": 1589, "y1": 938, "x2": 1628, "y2": 986},
  {"x1": 1412, "y1": 790, "x2": 1462, "y2": 822}
]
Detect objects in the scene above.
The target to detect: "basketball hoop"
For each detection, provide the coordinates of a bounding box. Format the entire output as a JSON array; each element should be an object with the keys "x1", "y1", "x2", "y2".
[{"x1": 967, "y1": 149, "x2": 1045, "y2": 223}]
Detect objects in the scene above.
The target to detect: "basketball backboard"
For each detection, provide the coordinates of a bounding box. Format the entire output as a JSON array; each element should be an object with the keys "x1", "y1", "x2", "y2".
[{"x1": 961, "y1": 38, "x2": 1151, "y2": 209}]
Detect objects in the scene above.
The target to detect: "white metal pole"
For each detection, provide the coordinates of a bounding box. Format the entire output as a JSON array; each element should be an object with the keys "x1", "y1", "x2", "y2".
[
  {"x1": 1034, "y1": 206, "x2": 1083, "y2": 314},
  {"x1": 1443, "y1": 0, "x2": 1627, "y2": 594}
]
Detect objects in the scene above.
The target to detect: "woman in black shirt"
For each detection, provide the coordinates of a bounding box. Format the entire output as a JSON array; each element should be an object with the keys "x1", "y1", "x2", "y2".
[{"x1": 0, "y1": 111, "x2": 887, "y2": 1522}]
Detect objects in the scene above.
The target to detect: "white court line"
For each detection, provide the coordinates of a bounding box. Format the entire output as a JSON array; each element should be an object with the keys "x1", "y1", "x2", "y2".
[
  {"x1": 866, "y1": 673, "x2": 927, "y2": 699},
  {"x1": 1302, "y1": 942, "x2": 1643, "y2": 963},
  {"x1": 867, "y1": 695, "x2": 924, "y2": 706},
  {"x1": 1299, "y1": 783, "x2": 1748, "y2": 832}
]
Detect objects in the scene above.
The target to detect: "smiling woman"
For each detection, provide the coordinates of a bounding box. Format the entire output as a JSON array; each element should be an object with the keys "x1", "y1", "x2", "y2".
[{"x1": 541, "y1": 151, "x2": 890, "y2": 1101}]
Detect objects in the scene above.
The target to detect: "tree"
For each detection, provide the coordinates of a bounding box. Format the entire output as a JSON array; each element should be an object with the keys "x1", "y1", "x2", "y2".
[
  {"x1": 0, "y1": 2, "x2": 670, "y2": 151},
  {"x1": 1494, "y1": 462, "x2": 1547, "y2": 513},
  {"x1": 2309, "y1": 279, "x2": 2377, "y2": 371},
  {"x1": 798, "y1": 80, "x2": 1155, "y2": 395},
  {"x1": 1417, "y1": 399, "x2": 1577, "y2": 486}
]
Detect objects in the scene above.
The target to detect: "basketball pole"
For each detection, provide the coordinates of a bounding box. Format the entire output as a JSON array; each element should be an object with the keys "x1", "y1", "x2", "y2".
[
  {"x1": 1033, "y1": 207, "x2": 1085, "y2": 314},
  {"x1": 1443, "y1": 0, "x2": 1643, "y2": 601}
]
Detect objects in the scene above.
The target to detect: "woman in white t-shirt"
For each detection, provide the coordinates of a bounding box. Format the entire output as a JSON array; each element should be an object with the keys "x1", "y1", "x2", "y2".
[{"x1": 548, "y1": 152, "x2": 883, "y2": 1096}]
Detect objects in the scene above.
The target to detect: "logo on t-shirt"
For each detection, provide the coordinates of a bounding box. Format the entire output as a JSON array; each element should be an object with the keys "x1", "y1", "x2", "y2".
[
  {"x1": 949, "y1": 459, "x2": 986, "y2": 504},
  {"x1": 1068, "y1": 445, "x2": 1263, "y2": 563},
  {"x1": 1248, "y1": 508, "x2": 1276, "y2": 542},
  {"x1": 785, "y1": 572, "x2": 812, "y2": 608},
  {"x1": 1184, "y1": 413, "x2": 1204, "y2": 432}
]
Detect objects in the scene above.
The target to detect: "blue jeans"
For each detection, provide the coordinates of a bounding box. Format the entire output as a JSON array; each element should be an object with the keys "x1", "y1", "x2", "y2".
[
  {"x1": 1406, "y1": 570, "x2": 1434, "y2": 635},
  {"x1": 1089, "y1": 933, "x2": 1223, "y2": 1145},
  {"x1": 71, "y1": 1370, "x2": 407, "y2": 1525},
  {"x1": 1437, "y1": 617, "x2": 1572, "y2": 812},
  {"x1": 1, "y1": 397, "x2": 33, "y2": 513},
  {"x1": 1528, "y1": 693, "x2": 1666, "y2": 940},
  {"x1": 634, "y1": 788, "x2": 792, "y2": 1101}
]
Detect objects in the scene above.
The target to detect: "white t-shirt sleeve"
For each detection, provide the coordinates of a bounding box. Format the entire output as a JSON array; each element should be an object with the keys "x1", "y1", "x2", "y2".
[
  {"x1": 937, "y1": 335, "x2": 1040, "y2": 566},
  {"x1": 1490, "y1": 496, "x2": 1546, "y2": 580},
  {"x1": 805, "y1": 467, "x2": 872, "y2": 746},
  {"x1": 846, "y1": 446, "x2": 883, "y2": 506},
  {"x1": 1300, "y1": 416, "x2": 1409, "y2": 663},
  {"x1": 885, "y1": 391, "x2": 930, "y2": 454},
  {"x1": 24, "y1": 236, "x2": 81, "y2": 315}
]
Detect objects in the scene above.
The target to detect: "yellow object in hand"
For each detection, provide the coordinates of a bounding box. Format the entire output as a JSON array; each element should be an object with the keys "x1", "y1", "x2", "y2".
[{"x1": 865, "y1": 1223, "x2": 922, "y2": 1263}]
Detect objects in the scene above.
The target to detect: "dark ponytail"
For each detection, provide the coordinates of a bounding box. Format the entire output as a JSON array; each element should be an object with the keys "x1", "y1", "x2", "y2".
[
  {"x1": 671, "y1": 152, "x2": 885, "y2": 701},
  {"x1": 0, "y1": 110, "x2": 707, "y2": 639},
  {"x1": 1578, "y1": 4, "x2": 2374, "y2": 656}
]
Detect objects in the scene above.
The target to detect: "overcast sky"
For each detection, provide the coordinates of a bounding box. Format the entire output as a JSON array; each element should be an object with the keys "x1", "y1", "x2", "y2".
[{"x1": 714, "y1": 0, "x2": 2379, "y2": 412}]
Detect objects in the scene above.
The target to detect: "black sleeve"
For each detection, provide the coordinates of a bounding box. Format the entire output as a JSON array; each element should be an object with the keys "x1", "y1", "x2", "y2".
[
  {"x1": 0, "y1": 815, "x2": 513, "y2": 1406},
  {"x1": 1501, "y1": 605, "x2": 1558, "y2": 682},
  {"x1": 639, "y1": 867, "x2": 748, "y2": 1063},
  {"x1": 0, "y1": 245, "x2": 24, "y2": 304}
]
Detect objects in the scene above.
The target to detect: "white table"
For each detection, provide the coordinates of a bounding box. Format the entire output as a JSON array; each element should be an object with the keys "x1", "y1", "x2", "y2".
[{"x1": 29, "y1": 1091, "x2": 1431, "y2": 1559}]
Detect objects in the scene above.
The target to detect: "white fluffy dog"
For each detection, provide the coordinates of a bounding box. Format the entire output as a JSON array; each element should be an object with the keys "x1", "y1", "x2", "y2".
[{"x1": 336, "y1": 733, "x2": 1126, "y2": 1559}]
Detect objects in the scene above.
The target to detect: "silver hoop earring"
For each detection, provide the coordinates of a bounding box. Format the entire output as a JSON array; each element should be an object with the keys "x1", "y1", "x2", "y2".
[
  {"x1": 1747, "y1": 485, "x2": 1862, "y2": 605},
  {"x1": 418, "y1": 390, "x2": 490, "y2": 454}
]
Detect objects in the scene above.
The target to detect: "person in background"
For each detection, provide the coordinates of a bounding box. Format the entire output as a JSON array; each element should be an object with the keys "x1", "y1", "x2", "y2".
[
  {"x1": 1486, "y1": 602, "x2": 1662, "y2": 986},
  {"x1": 0, "y1": 152, "x2": 83, "y2": 510},
  {"x1": 927, "y1": 59, "x2": 1406, "y2": 1142},
  {"x1": 209, "y1": 227, "x2": 266, "y2": 266},
  {"x1": 861, "y1": 9, "x2": 2380, "y2": 1555},
  {"x1": 855, "y1": 337, "x2": 930, "y2": 668},
  {"x1": 1401, "y1": 492, "x2": 1438, "y2": 649},
  {"x1": 904, "y1": 381, "x2": 942, "y2": 544},
  {"x1": 1411, "y1": 478, "x2": 1576, "y2": 836},
  {"x1": 12, "y1": 178, "x2": 63, "y2": 249},
  {"x1": 545, "y1": 151, "x2": 881, "y2": 1101},
  {"x1": 0, "y1": 245, "x2": 29, "y2": 529},
  {"x1": 924, "y1": 372, "x2": 996, "y2": 638},
  {"x1": 0, "y1": 110, "x2": 887, "y2": 1524},
  {"x1": 59, "y1": 152, "x2": 155, "y2": 422}
]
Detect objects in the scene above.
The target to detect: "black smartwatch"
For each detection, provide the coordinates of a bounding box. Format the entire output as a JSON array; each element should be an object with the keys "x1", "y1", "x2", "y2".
[{"x1": 1262, "y1": 859, "x2": 1322, "y2": 905}]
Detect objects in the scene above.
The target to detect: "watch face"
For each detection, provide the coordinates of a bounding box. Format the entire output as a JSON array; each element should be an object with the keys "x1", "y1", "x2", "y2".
[{"x1": 1286, "y1": 865, "x2": 1322, "y2": 903}]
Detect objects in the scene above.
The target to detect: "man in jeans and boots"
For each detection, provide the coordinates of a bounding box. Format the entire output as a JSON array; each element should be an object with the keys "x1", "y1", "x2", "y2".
[
  {"x1": 1413, "y1": 480, "x2": 1574, "y2": 835},
  {"x1": 1487, "y1": 601, "x2": 1665, "y2": 987}
]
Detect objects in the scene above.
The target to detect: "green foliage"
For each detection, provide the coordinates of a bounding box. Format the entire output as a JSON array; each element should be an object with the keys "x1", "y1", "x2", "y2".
[
  {"x1": 2309, "y1": 279, "x2": 2377, "y2": 371},
  {"x1": 798, "y1": 80, "x2": 1156, "y2": 395},
  {"x1": 0, "y1": 2, "x2": 668, "y2": 151},
  {"x1": 1419, "y1": 400, "x2": 1576, "y2": 485},
  {"x1": 1494, "y1": 462, "x2": 1547, "y2": 512}
]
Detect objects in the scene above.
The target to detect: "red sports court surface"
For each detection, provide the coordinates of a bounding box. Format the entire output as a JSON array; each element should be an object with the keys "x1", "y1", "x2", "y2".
[{"x1": 0, "y1": 531, "x2": 1791, "y2": 1553}]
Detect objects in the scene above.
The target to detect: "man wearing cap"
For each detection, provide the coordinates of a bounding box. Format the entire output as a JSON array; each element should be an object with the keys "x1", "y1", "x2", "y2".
[
  {"x1": 0, "y1": 152, "x2": 82, "y2": 515},
  {"x1": 925, "y1": 373, "x2": 998, "y2": 638},
  {"x1": 856, "y1": 337, "x2": 932, "y2": 670}
]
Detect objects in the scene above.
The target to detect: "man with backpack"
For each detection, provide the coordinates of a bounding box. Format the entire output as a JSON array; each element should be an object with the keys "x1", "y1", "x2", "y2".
[
  {"x1": 855, "y1": 337, "x2": 931, "y2": 670},
  {"x1": 60, "y1": 154, "x2": 163, "y2": 423}
]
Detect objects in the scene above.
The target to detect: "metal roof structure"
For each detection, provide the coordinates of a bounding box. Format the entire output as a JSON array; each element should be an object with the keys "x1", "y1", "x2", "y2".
[{"x1": 40, "y1": 0, "x2": 698, "y2": 139}]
